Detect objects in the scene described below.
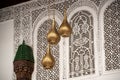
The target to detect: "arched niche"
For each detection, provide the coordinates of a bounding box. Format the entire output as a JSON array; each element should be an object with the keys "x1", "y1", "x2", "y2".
[
  {"x1": 65, "y1": 1, "x2": 98, "y2": 79},
  {"x1": 32, "y1": 9, "x2": 62, "y2": 80},
  {"x1": 99, "y1": 0, "x2": 120, "y2": 74}
]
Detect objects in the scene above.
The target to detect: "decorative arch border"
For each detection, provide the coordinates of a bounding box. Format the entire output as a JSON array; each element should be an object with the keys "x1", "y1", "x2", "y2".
[
  {"x1": 67, "y1": 0, "x2": 98, "y2": 18},
  {"x1": 33, "y1": 9, "x2": 63, "y2": 30},
  {"x1": 32, "y1": 9, "x2": 63, "y2": 80},
  {"x1": 99, "y1": 0, "x2": 120, "y2": 75},
  {"x1": 65, "y1": 3, "x2": 99, "y2": 80}
]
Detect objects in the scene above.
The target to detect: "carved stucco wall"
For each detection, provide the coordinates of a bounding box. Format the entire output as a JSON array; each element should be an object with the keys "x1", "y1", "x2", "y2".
[
  {"x1": 0, "y1": 0, "x2": 120, "y2": 80},
  {"x1": 69, "y1": 10, "x2": 95, "y2": 78},
  {"x1": 37, "y1": 19, "x2": 59, "y2": 80},
  {"x1": 104, "y1": 0, "x2": 120, "y2": 71}
]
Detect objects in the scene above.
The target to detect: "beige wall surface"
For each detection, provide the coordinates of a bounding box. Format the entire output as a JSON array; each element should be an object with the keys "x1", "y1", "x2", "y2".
[{"x1": 0, "y1": 20, "x2": 14, "y2": 80}]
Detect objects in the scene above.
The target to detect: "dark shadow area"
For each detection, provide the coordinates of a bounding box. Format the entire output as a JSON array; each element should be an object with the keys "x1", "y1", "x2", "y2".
[{"x1": 0, "y1": 0, "x2": 30, "y2": 9}]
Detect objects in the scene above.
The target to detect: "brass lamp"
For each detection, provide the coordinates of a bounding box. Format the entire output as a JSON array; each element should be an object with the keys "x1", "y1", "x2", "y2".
[
  {"x1": 58, "y1": 5, "x2": 72, "y2": 37},
  {"x1": 41, "y1": 44, "x2": 55, "y2": 69},
  {"x1": 46, "y1": 0, "x2": 60, "y2": 45},
  {"x1": 47, "y1": 18, "x2": 60, "y2": 45}
]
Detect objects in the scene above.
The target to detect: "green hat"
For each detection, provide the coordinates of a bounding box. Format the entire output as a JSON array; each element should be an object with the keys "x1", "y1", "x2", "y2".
[{"x1": 14, "y1": 40, "x2": 34, "y2": 63}]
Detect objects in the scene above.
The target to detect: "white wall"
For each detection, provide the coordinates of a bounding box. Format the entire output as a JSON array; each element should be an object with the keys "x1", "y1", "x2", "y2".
[
  {"x1": 0, "y1": 20, "x2": 14, "y2": 80},
  {"x1": 98, "y1": 73, "x2": 120, "y2": 80}
]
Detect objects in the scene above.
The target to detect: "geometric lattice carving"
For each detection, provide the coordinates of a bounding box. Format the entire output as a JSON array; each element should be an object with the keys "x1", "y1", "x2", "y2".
[
  {"x1": 104, "y1": 0, "x2": 120, "y2": 71},
  {"x1": 14, "y1": 6, "x2": 22, "y2": 53},
  {"x1": 32, "y1": 8, "x2": 46, "y2": 24},
  {"x1": 90, "y1": 0, "x2": 101, "y2": 7},
  {"x1": 37, "y1": 19, "x2": 59, "y2": 80},
  {"x1": 69, "y1": 10, "x2": 95, "y2": 78},
  {"x1": 50, "y1": 0, "x2": 78, "y2": 15},
  {"x1": 0, "y1": 7, "x2": 13, "y2": 22},
  {"x1": 22, "y1": 11, "x2": 31, "y2": 45}
]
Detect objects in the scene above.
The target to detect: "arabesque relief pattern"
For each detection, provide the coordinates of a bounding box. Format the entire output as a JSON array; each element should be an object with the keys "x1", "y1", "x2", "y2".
[{"x1": 69, "y1": 10, "x2": 95, "y2": 78}]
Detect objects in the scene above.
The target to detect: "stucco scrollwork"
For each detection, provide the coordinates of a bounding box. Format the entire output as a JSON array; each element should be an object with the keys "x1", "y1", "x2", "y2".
[{"x1": 69, "y1": 10, "x2": 95, "y2": 78}]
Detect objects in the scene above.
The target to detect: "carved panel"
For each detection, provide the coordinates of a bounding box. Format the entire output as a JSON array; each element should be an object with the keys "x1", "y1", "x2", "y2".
[
  {"x1": 20, "y1": 1, "x2": 39, "y2": 11},
  {"x1": 21, "y1": 11, "x2": 32, "y2": 45},
  {"x1": 50, "y1": 0, "x2": 78, "y2": 15},
  {"x1": 67, "y1": 0, "x2": 98, "y2": 18},
  {"x1": 90, "y1": 0, "x2": 101, "y2": 7},
  {"x1": 14, "y1": 6, "x2": 22, "y2": 53},
  {"x1": 32, "y1": 8, "x2": 46, "y2": 24},
  {"x1": 14, "y1": 5, "x2": 33, "y2": 52},
  {"x1": 37, "y1": 19, "x2": 59, "y2": 80},
  {"x1": 0, "y1": 7, "x2": 13, "y2": 22},
  {"x1": 69, "y1": 10, "x2": 95, "y2": 78},
  {"x1": 104, "y1": 0, "x2": 120, "y2": 71}
]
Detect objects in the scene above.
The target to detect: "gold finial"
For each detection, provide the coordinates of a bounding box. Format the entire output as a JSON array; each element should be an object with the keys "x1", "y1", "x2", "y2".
[{"x1": 41, "y1": 44, "x2": 55, "y2": 69}]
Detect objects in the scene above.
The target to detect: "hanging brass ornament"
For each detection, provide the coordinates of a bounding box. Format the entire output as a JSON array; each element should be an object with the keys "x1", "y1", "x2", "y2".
[
  {"x1": 58, "y1": 9, "x2": 72, "y2": 37},
  {"x1": 47, "y1": 18, "x2": 60, "y2": 45},
  {"x1": 41, "y1": 44, "x2": 55, "y2": 69}
]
